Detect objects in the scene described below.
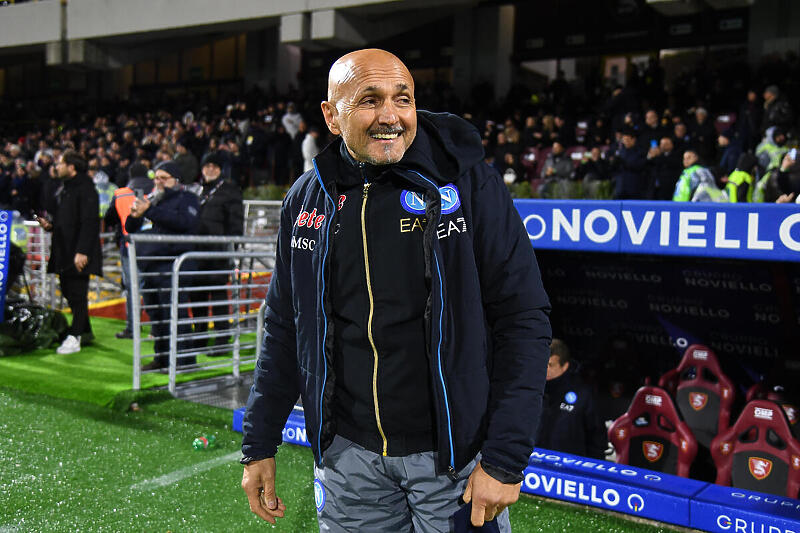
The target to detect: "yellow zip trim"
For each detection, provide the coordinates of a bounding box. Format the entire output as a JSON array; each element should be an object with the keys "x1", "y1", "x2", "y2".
[{"x1": 361, "y1": 182, "x2": 388, "y2": 456}]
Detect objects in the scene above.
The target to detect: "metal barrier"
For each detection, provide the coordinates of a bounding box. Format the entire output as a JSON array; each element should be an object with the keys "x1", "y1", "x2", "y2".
[
  {"x1": 128, "y1": 233, "x2": 275, "y2": 392},
  {"x1": 22, "y1": 222, "x2": 123, "y2": 308},
  {"x1": 243, "y1": 200, "x2": 281, "y2": 239}
]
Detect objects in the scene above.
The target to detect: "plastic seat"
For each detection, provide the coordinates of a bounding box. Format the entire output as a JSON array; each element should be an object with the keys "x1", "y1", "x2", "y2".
[
  {"x1": 565, "y1": 146, "x2": 588, "y2": 168},
  {"x1": 746, "y1": 383, "x2": 800, "y2": 440},
  {"x1": 609, "y1": 385, "x2": 698, "y2": 477},
  {"x1": 711, "y1": 399, "x2": 800, "y2": 498},
  {"x1": 714, "y1": 112, "x2": 737, "y2": 135},
  {"x1": 658, "y1": 345, "x2": 735, "y2": 448}
]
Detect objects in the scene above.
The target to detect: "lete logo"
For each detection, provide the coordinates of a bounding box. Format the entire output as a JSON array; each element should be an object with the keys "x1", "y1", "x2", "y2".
[
  {"x1": 749, "y1": 457, "x2": 773, "y2": 480},
  {"x1": 689, "y1": 392, "x2": 708, "y2": 411},
  {"x1": 400, "y1": 184, "x2": 461, "y2": 215},
  {"x1": 296, "y1": 208, "x2": 325, "y2": 229},
  {"x1": 642, "y1": 441, "x2": 663, "y2": 463}
]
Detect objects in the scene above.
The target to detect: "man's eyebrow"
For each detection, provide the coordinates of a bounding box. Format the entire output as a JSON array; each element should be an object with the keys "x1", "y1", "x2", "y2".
[{"x1": 358, "y1": 83, "x2": 412, "y2": 95}]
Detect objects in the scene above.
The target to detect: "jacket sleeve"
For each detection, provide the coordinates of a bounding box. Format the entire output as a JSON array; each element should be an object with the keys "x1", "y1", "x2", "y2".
[
  {"x1": 241, "y1": 198, "x2": 300, "y2": 459},
  {"x1": 75, "y1": 184, "x2": 100, "y2": 257},
  {"x1": 225, "y1": 185, "x2": 244, "y2": 236},
  {"x1": 145, "y1": 192, "x2": 199, "y2": 233},
  {"x1": 471, "y1": 166, "x2": 552, "y2": 477},
  {"x1": 104, "y1": 196, "x2": 120, "y2": 228}
]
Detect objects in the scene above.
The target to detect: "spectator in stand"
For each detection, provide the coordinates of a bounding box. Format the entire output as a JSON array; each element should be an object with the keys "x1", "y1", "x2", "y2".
[
  {"x1": 716, "y1": 128, "x2": 743, "y2": 178},
  {"x1": 762, "y1": 85, "x2": 794, "y2": 135},
  {"x1": 673, "y1": 149, "x2": 715, "y2": 201},
  {"x1": 535, "y1": 339, "x2": 606, "y2": 460},
  {"x1": 610, "y1": 127, "x2": 647, "y2": 199},
  {"x1": 648, "y1": 136, "x2": 683, "y2": 200},
  {"x1": 739, "y1": 89, "x2": 763, "y2": 151},
  {"x1": 103, "y1": 162, "x2": 154, "y2": 339},
  {"x1": 541, "y1": 115, "x2": 556, "y2": 144},
  {"x1": 774, "y1": 150, "x2": 800, "y2": 203},
  {"x1": 522, "y1": 116, "x2": 541, "y2": 149},
  {"x1": 281, "y1": 102, "x2": 303, "y2": 140},
  {"x1": 553, "y1": 115, "x2": 574, "y2": 146},
  {"x1": 587, "y1": 117, "x2": 612, "y2": 147},
  {"x1": 495, "y1": 132, "x2": 519, "y2": 165},
  {"x1": 190, "y1": 152, "x2": 244, "y2": 355},
  {"x1": 289, "y1": 120, "x2": 307, "y2": 179},
  {"x1": 756, "y1": 126, "x2": 789, "y2": 173},
  {"x1": 575, "y1": 146, "x2": 610, "y2": 182},
  {"x1": 726, "y1": 152, "x2": 758, "y2": 203},
  {"x1": 38, "y1": 150, "x2": 102, "y2": 355},
  {"x1": 271, "y1": 124, "x2": 292, "y2": 185},
  {"x1": 499, "y1": 152, "x2": 524, "y2": 184},
  {"x1": 174, "y1": 137, "x2": 199, "y2": 185},
  {"x1": 640, "y1": 109, "x2": 664, "y2": 149},
  {"x1": 126, "y1": 161, "x2": 198, "y2": 370},
  {"x1": 673, "y1": 122, "x2": 691, "y2": 154},
  {"x1": 688, "y1": 107, "x2": 716, "y2": 161},
  {"x1": 540, "y1": 141, "x2": 572, "y2": 180},
  {"x1": 301, "y1": 126, "x2": 321, "y2": 173}
]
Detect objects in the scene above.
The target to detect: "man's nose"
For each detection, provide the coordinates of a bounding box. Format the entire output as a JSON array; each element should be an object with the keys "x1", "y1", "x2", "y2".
[{"x1": 376, "y1": 100, "x2": 399, "y2": 125}]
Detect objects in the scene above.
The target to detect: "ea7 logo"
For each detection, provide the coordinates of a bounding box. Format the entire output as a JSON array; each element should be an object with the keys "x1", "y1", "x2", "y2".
[
  {"x1": 642, "y1": 441, "x2": 663, "y2": 462},
  {"x1": 693, "y1": 350, "x2": 709, "y2": 360},
  {"x1": 616, "y1": 428, "x2": 626, "y2": 440},
  {"x1": 720, "y1": 441, "x2": 732, "y2": 455},
  {"x1": 644, "y1": 394, "x2": 662, "y2": 407},
  {"x1": 749, "y1": 457, "x2": 773, "y2": 480},
  {"x1": 782, "y1": 404, "x2": 797, "y2": 425},
  {"x1": 754, "y1": 407, "x2": 774, "y2": 421},
  {"x1": 689, "y1": 392, "x2": 708, "y2": 411}
]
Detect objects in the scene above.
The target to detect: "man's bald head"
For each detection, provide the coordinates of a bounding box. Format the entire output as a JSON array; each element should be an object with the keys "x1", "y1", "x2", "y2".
[
  {"x1": 321, "y1": 48, "x2": 418, "y2": 165},
  {"x1": 327, "y1": 49, "x2": 413, "y2": 105}
]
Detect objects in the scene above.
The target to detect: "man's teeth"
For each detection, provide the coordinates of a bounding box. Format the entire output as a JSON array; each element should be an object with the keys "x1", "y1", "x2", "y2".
[{"x1": 372, "y1": 133, "x2": 400, "y2": 139}]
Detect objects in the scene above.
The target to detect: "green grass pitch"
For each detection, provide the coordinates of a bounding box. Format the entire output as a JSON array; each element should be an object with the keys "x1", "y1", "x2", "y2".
[{"x1": 0, "y1": 317, "x2": 682, "y2": 532}]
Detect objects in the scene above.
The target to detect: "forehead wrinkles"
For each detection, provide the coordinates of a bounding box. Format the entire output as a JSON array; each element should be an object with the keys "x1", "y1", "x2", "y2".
[{"x1": 330, "y1": 62, "x2": 413, "y2": 107}]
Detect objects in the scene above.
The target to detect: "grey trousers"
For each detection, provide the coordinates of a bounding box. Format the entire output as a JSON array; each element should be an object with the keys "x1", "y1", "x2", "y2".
[{"x1": 313, "y1": 435, "x2": 511, "y2": 533}]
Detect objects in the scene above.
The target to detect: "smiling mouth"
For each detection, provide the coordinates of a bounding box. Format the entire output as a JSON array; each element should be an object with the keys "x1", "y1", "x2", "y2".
[{"x1": 370, "y1": 131, "x2": 402, "y2": 140}]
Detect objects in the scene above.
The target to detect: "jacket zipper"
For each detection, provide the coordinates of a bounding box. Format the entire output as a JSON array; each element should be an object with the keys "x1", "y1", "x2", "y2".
[
  {"x1": 409, "y1": 170, "x2": 456, "y2": 475},
  {"x1": 361, "y1": 174, "x2": 389, "y2": 456}
]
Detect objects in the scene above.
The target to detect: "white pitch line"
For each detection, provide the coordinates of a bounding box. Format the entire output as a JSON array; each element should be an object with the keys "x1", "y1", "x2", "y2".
[{"x1": 132, "y1": 451, "x2": 241, "y2": 491}]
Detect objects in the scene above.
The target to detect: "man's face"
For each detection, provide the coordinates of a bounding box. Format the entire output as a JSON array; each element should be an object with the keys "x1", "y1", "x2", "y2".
[
  {"x1": 683, "y1": 151, "x2": 698, "y2": 168},
  {"x1": 659, "y1": 138, "x2": 673, "y2": 153},
  {"x1": 622, "y1": 134, "x2": 636, "y2": 149},
  {"x1": 674, "y1": 124, "x2": 687, "y2": 138},
  {"x1": 546, "y1": 355, "x2": 569, "y2": 381},
  {"x1": 202, "y1": 163, "x2": 221, "y2": 182},
  {"x1": 718, "y1": 135, "x2": 729, "y2": 147},
  {"x1": 153, "y1": 170, "x2": 177, "y2": 192},
  {"x1": 645, "y1": 111, "x2": 658, "y2": 127},
  {"x1": 55, "y1": 157, "x2": 71, "y2": 179},
  {"x1": 321, "y1": 50, "x2": 417, "y2": 166},
  {"x1": 552, "y1": 142, "x2": 564, "y2": 155},
  {"x1": 764, "y1": 90, "x2": 775, "y2": 103}
]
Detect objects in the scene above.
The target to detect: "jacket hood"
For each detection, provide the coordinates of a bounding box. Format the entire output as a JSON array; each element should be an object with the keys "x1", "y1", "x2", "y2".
[{"x1": 314, "y1": 110, "x2": 484, "y2": 188}]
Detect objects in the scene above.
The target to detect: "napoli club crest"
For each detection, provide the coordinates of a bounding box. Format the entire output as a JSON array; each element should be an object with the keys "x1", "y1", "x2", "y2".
[
  {"x1": 400, "y1": 184, "x2": 461, "y2": 215},
  {"x1": 314, "y1": 479, "x2": 326, "y2": 512},
  {"x1": 689, "y1": 392, "x2": 708, "y2": 411},
  {"x1": 748, "y1": 457, "x2": 773, "y2": 480},
  {"x1": 642, "y1": 441, "x2": 664, "y2": 463}
]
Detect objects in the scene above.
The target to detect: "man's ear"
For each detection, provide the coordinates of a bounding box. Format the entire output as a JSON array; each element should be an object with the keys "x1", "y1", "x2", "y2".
[{"x1": 320, "y1": 101, "x2": 341, "y2": 136}]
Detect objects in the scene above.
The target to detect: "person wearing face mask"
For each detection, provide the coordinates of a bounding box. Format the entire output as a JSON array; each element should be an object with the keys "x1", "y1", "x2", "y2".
[
  {"x1": 126, "y1": 160, "x2": 199, "y2": 371},
  {"x1": 188, "y1": 152, "x2": 243, "y2": 354}
]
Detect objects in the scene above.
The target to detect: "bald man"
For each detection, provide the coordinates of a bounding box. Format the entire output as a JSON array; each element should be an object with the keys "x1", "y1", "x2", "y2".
[{"x1": 241, "y1": 49, "x2": 551, "y2": 532}]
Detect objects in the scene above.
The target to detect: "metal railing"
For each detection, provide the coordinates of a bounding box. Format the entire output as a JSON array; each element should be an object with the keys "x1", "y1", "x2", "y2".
[{"x1": 128, "y1": 233, "x2": 275, "y2": 392}]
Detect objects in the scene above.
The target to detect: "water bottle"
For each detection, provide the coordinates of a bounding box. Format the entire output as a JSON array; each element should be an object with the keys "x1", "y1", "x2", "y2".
[{"x1": 192, "y1": 433, "x2": 217, "y2": 451}]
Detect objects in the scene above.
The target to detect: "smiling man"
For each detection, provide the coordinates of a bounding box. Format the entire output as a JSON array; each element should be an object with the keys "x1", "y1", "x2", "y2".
[{"x1": 241, "y1": 49, "x2": 551, "y2": 532}]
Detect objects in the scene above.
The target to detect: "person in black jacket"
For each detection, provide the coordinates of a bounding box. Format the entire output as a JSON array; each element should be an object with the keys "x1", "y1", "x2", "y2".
[
  {"x1": 536, "y1": 339, "x2": 606, "y2": 460},
  {"x1": 38, "y1": 150, "x2": 102, "y2": 355},
  {"x1": 610, "y1": 127, "x2": 648, "y2": 199},
  {"x1": 241, "y1": 49, "x2": 551, "y2": 532},
  {"x1": 126, "y1": 160, "x2": 199, "y2": 371},
  {"x1": 189, "y1": 152, "x2": 243, "y2": 354}
]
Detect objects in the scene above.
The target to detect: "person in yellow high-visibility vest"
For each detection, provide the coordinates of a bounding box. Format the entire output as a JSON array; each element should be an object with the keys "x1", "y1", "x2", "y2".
[{"x1": 726, "y1": 153, "x2": 758, "y2": 203}]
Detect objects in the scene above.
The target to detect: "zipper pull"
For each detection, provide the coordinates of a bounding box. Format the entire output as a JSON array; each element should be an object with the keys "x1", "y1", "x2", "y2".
[
  {"x1": 363, "y1": 182, "x2": 371, "y2": 198},
  {"x1": 447, "y1": 466, "x2": 457, "y2": 480}
]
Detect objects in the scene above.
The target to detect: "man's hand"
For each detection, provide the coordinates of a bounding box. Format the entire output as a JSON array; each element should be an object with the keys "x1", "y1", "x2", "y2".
[
  {"x1": 74, "y1": 253, "x2": 88, "y2": 272},
  {"x1": 37, "y1": 216, "x2": 53, "y2": 232},
  {"x1": 777, "y1": 192, "x2": 796, "y2": 204},
  {"x1": 242, "y1": 457, "x2": 286, "y2": 524},
  {"x1": 462, "y1": 461, "x2": 521, "y2": 527},
  {"x1": 130, "y1": 197, "x2": 151, "y2": 218}
]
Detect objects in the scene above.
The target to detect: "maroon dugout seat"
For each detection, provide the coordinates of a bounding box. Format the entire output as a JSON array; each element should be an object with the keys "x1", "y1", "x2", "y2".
[
  {"x1": 714, "y1": 113, "x2": 737, "y2": 135},
  {"x1": 609, "y1": 386, "x2": 698, "y2": 477},
  {"x1": 746, "y1": 383, "x2": 800, "y2": 440},
  {"x1": 659, "y1": 345, "x2": 735, "y2": 448},
  {"x1": 534, "y1": 147, "x2": 552, "y2": 178},
  {"x1": 711, "y1": 400, "x2": 800, "y2": 498},
  {"x1": 565, "y1": 146, "x2": 588, "y2": 168},
  {"x1": 521, "y1": 148, "x2": 538, "y2": 180}
]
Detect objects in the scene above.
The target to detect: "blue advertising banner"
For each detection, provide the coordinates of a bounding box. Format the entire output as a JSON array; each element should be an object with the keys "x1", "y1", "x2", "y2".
[
  {"x1": 515, "y1": 200, "x2": 800, "y2": 262},
  {"x1": 0, "y1": 210, "x2": 12, "y2": 322},
  {"x1": 524, "y1": 449, "x2": 707, "y2": 526},
  {"x1": 691, "y1": 484, "x2": 800, "y2": 532}
]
